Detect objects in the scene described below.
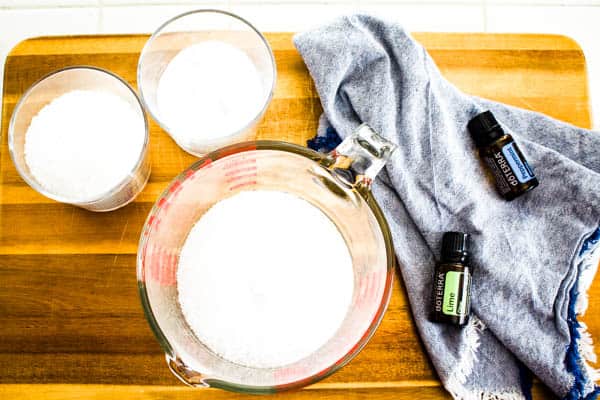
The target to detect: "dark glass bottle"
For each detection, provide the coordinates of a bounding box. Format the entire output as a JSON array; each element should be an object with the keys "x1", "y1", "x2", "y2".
[
  {"x1": 431, "y1": 232, "x2": 472, "y2": 326},
  {"x1": 468, "y1": 111, "x2": 539, "y2": 201}
]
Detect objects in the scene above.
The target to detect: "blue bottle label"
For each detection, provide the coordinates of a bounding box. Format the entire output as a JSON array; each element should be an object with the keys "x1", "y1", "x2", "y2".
[{"x1": 501, "y1": 142, "x2": 535, "y2": 183}]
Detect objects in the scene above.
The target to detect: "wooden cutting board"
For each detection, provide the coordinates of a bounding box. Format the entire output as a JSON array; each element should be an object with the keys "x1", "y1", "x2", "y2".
[{"x1": 0, "y1": 33, "x2": 596, "y2": 399}]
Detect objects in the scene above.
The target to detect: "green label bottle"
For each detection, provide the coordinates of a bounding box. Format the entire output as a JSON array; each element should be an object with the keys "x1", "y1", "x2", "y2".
[{"x1": 431, "y1": 232, "x2": 472, "y2": 326}]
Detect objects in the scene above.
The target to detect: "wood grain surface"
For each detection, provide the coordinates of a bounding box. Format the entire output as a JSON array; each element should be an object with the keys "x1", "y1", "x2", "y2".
[{"x1": 0, "y1": 33, "x2": 597, "y2": 399}]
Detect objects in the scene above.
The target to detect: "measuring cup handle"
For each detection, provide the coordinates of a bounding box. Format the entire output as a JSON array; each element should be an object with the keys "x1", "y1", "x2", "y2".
[
  {"x1": 166, "y1": 354, "x2": 210, "y2": 387},
  {"x1": 324, "y1": 124, "x2": 397, "y2": 191}
]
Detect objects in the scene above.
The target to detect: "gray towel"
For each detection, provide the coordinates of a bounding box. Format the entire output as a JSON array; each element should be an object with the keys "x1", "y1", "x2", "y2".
[{"x1": 294, "y1": 14, "x2": 600, "y2": 400}]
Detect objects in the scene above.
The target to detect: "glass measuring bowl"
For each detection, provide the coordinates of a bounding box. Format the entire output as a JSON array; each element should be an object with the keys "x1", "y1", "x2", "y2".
[
  {"x1": 137, "y1": 125, "x2": 396, "y2": 393},
  {"x1": 137, "y1": 9, "x2": 276, "y2": 156},
  {"x1": 8, "y1": 66, "x2": 150, "y2": 212}
]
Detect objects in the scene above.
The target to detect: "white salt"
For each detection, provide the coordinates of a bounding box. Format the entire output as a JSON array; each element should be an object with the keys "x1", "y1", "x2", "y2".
[
  {"x1": 177, "y1": 190, "x2": 354, "y2": 368},
  {"x1": 24, "y1": 89, "x2": 145, "y2": 200},
  {"x1": 156, "y1": 41, "x2": 265, "y2": 148}
]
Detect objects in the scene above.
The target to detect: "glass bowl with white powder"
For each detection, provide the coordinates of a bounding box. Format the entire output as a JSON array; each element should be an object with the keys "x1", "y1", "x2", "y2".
[
  {"x1": 8, "y1": 66, "x2": 150, "y2": 211},
  {"x1": 137, "y1": 125, "x2": 397, "y2": 392},
  {"x1": 137, "y1": 10, "x2": 276, "y2": 156}
]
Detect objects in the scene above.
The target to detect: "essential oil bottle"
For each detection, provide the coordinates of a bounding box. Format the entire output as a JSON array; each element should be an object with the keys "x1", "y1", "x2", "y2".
[
  {"x1": 431, "y1": 232, "x2": 472, "y2": 326},
  {"x1": 467, "y1": 111, "x2": 538, "y2": 201}
]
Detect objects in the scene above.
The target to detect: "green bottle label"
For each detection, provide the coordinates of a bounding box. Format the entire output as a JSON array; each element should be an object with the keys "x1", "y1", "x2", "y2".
[{"x1": 442, "y1": 271, "x2": 468, "y2": 316}]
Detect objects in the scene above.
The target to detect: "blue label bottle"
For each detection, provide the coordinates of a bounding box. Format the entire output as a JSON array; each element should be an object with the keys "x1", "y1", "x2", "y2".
[{"x1": 467, "y1": 111, "x2": 539, "y2": 201}]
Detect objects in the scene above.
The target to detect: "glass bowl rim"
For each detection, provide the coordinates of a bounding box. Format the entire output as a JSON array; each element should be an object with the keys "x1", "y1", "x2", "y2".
[{"x1": 136, "y1": 140, "x2": 396, "y2": 393}]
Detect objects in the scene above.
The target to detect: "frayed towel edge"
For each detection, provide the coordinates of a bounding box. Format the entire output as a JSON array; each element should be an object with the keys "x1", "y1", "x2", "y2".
[
  {"x1": 446, "y1": 315, "x2": 486, "y2": 388},
  {"x1": 446, "y1": 316, "x2": 496, "y2": 400},
  {"x1": 446, "y1": 384, "x2": 526, "y2": 400},
  {"x1": 565, "y1": 226, "x2": 600, "y2": 400}
]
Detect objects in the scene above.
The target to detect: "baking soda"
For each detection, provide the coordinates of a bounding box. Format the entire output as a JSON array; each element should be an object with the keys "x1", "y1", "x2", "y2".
[
  {"x1": 156, "y1": 41, "x2": 265, "y2": 148},
  {"x1": 24, "y1": 89, "x2": 145, "y2": 200},
  {"x1": 177, "y1": 190, "x2": 354, "y2": 368}
]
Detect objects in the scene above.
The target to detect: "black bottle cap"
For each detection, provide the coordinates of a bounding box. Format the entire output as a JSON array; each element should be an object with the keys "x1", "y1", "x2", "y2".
[
  {"x1": 467, "y1": 111, "x2": 505, "y2": 148},
  {"x1": 441, "y1": 232, "x2": 469, "y2": 262}
]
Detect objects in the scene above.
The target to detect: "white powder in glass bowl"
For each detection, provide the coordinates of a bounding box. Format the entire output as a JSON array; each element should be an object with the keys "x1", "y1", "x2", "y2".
[
  {"x1": 24, "y1": 89, "x2": 146, "y2": 200},
  {"x1": 176, "y1": 190, "x2": 354, "y2": 369},
  {"x1": 156, "y1": 41, "x2": 265, "y2": 149}
]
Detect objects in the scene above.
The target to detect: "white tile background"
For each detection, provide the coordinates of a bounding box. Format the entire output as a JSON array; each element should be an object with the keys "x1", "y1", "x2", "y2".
[{"x1": 1, "y1": 0, "x2": 599, "y2": 128}]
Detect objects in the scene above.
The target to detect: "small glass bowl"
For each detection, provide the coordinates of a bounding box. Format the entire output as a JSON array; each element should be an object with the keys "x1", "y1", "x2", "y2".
[
  {"x1": 8, "y1": 66, "x2": 150, "y2": 212},
  {"x1": 137, "y1": 9, "x2": 276, "y2": 157}
]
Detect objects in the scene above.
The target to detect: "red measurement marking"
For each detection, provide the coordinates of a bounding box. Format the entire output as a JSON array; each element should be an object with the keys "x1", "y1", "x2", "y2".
[
  {"x1": 140, "y1": 242, "x2": 150, "y2": 281},
  {"x1": 356, "y1": 271, "x2": 383, "y2": 309},
  {"x1": 197, "y1": 158, "x2": 212, "y2": 169},
  {"x1": 370, "y1": 275, "x2": 382, "y2": 303},
  {"x1": 146, "y1": 243, "x2": 178, "y2": 286},
  {"x1": 169, "y1": 180, "x2": 181, "y2": 193},
  {"x1": 355, "y1": 274, "x2": 368, "y2": 308},
  {"x1": 229, "y1": 180, "x2": 257, "y2": 191},
  {"x1": 223, "y1": 157, "x2": 257, "y2": 191},
  {"x1": 222, "y1": 157, "x2": 257, "y2": 170},
  {"x1": 226, "y1": 173, "x2": 257, "y2": 184},
  {"x1": 274, "y1": 364, "x2": 313, "y2": 384},
  {"x1": 224, "y1": 165, "x2": 257, "y2": 177},
  {"x1": 165, "y1": 182, "x2": 184, "y2": 203},
  {"x1": 156, "y1": 197, "x2": 171, "y2": 214}
]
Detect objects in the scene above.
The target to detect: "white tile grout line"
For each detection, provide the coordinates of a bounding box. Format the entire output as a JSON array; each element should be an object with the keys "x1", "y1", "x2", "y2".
[
  {"x1": 482, "y1": 0, "x2": 488, "y2": 31},
  {"x1": 2, "y1": 2, "x2": 600, "y2": 9},
  {"x1": 0, "y1": 5, "x2": 94, "y2": 10},
  {"x1": 98, "y1": 0, "x2": 103, "y2": 32},
  {"x1": 228, "y1": 0, "x2": 480, "y2": 4}
]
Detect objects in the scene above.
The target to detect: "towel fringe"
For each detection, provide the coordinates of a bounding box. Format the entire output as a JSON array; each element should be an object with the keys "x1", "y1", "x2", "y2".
[
  {"x1": 576, "y1": 228, "x2": 600, "y2": 383},
  {"x1": 446, "y1": 316, "x2": 488, "y2": 399},
  {"x1": 565, "y1": 227, "x2": 600, "y2": 399},
  {"x1": 575, "y1": 229, "x2": 600, "y2": 316},
  {"x1": 446, "y1": 384, "x2": 526, "y2": 400},
  {"x1": 480, "y1": 391, "x2": 527, "y2": 400},
  {"x1": 450, "y1": 315, "x2": 486, "y2": 386}
]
